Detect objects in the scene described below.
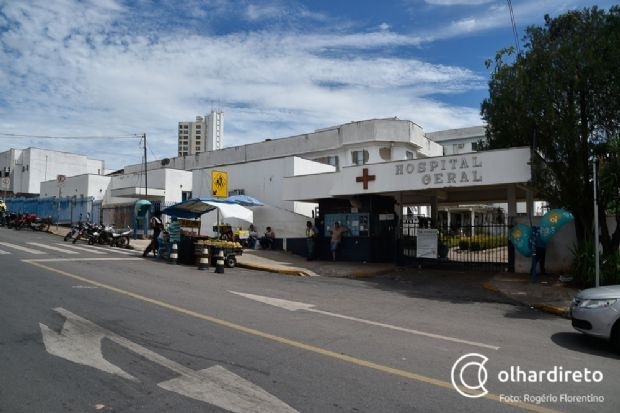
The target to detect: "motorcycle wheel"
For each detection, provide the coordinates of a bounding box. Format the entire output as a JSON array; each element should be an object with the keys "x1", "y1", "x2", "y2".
[
  {"x1": 88, "y1": 237, "x2": 94, "y2": 245},
  {"x1": 117, "y1": 236, "x2": 129, "y2": 249},
  {"x1": 64, "y1": 232, "x2": 72, "y2": 241},
  {"x1": 72, "y1": 235, "x2": 79, "y2": 244}
]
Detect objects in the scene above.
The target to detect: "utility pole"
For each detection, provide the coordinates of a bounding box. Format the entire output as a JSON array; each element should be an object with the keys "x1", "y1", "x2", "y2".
[{"x1": 143, "y1": 133, "x2": 147, "y2": 199}]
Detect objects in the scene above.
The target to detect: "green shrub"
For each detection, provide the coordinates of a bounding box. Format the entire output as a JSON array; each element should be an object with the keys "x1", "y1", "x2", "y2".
[{"x1": 571, "y1": 242, "x2": 620, "y2": 287}]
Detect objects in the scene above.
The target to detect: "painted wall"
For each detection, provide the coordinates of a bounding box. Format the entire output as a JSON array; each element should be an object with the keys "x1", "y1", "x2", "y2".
[{"x1": 191, "y1": 157, "x2": 334, "y2": 238}]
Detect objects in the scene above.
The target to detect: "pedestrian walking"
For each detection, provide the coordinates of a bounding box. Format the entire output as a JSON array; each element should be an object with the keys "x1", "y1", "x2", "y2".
[
  {"x1": 143, "y1": 210, "x2": 163, "y2": 257},
  {"x1": 329, "y1": 221, "x2": 347, "y2": 261}
]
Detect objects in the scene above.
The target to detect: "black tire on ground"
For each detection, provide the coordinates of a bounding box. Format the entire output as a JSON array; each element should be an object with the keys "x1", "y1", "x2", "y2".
[
  {"x1": 225, "y1": 255, "x2": 237, "y2": 268},
  {"x1": 64, "y1": 233, "x2": 71, "y2": 241},
  {"x1": 611, "y1": 322, "x2": 620, "y2": 354},
  {"x1": 117, "y1": 236, "x2": 129, "y2": 249}
]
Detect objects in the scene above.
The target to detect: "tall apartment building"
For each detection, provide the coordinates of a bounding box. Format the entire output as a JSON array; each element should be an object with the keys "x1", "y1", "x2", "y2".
[{"x1": 177, "y1": 110, "x2": 224, "y2": 156}]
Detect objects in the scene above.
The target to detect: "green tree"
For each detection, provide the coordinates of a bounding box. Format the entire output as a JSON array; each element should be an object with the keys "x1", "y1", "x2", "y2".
[{"x1": 481, "y1": 6, "x2": 620, "y2": 257}]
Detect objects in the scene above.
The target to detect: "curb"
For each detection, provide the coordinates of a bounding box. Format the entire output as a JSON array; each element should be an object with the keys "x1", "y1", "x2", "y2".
[
  {"x1": 533, "y1": 304, "x2": 569, "y2": 318},
  {"x1": 236, "y1": 262, "x2": 310, "y2": 276},
  {"x1": 483, "y1": 280, "x2": 570, "y2": 318}
]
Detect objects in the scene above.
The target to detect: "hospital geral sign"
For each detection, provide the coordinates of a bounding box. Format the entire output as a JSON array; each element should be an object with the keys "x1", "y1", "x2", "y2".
[{"x1": 395, "y1": 155, "x2": 483, "y2": 186}]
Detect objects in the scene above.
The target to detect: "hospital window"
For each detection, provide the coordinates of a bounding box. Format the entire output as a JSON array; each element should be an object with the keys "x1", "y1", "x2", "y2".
[
  {"x1": 351, "y1": 150, "x2": 369, "y2": 165},
  {"x1": 406, "y1": 151, "x2": 414, "y2": 160}
]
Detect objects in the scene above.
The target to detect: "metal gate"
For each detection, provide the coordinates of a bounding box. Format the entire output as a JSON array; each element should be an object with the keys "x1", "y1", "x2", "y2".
[{"x1": 400, "y1": 218, "x2": 513, "y2": 272}]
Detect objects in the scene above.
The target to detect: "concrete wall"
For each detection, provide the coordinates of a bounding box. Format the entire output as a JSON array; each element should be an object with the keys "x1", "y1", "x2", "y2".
[{"x1": 41, "y1": 174, "x2": 111, "y2": 201}]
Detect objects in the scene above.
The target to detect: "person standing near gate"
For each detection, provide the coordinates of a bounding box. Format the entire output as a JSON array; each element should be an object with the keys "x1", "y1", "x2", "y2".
[
  {"x1": 329, "y1": 221, "x2": 348, "y2": 261},
  {"x1": 143, "y1": 210, "x2": 163, "y2": 257},
  {"x1": 305, "y1": 220, "x2": 318, "y2": 260}
]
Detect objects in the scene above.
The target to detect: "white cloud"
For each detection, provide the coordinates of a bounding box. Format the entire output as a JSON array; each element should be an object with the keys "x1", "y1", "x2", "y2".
[{"x1": 0, "y1": 0, "x2": 509, "y2": 168}]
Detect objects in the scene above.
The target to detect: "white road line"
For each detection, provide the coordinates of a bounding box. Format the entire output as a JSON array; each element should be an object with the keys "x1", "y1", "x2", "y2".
[
  {"x1": 86, "y1": 244, "x2": 137, "y2": 255},
  {"x1": 23, "y1": 257, "x2": 143, "y2": 262},
  {"x1": 0, "y1": 241, "x2": 47, "y2": 255},
  {"x1": 230, "y1": 291, "x2": 500, "y2": 350},
  {"x1": 57, "y1": 243, "x2": 108, "y2": 254},
  {"x1": 27, "y1": 242, "x2": 80, "y2": 254},
  {"x1": 0, "y1": 249, "x2": 10, "y2": 255}
]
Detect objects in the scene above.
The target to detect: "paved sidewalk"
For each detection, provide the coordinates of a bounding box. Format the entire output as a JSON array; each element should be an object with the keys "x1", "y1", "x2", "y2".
[{"x1": 47, "y1": 226, "x2": 578, "y2": 318}]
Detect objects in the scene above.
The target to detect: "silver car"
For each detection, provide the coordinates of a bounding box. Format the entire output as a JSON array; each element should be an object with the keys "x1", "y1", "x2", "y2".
[{"x1": 570, "y1": 285, "x2": 620, "y2": 352}]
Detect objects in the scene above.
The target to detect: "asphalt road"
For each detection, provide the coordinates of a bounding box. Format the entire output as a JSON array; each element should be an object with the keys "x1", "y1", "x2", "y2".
[{"x1": 1, "y1": 228, "x2": 618, "y2": 413}]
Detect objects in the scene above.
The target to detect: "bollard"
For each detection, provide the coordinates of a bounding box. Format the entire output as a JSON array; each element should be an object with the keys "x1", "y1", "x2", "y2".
[
  {"x1": 215, "y1": 249, "x2": 225, "y2": 274},
  {"x1": 170, "y1": 242, "x2": 178, "y2": 265},
  {"x1": 198, "y1": 245, "x2": 209, "y2": 270}
]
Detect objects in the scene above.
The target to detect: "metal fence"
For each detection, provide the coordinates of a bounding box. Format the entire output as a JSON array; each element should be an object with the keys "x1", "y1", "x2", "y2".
[
  {"x1": 400, "y1": 220, "x2": 512, "y2": 271},
  {"x1": 5, "y1": 196, "x2": 95, "y2": 225}
]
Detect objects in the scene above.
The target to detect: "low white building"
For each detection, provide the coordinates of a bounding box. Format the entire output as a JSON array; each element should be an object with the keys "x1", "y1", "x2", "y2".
[{"x1": 0, "y1": 147, "x2": 105, "y2": 197}]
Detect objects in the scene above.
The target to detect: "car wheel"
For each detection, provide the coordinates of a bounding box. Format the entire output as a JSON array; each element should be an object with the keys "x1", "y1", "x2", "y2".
[{"x1": 611, "y1": 322, "x2": 620, "y2": 353}]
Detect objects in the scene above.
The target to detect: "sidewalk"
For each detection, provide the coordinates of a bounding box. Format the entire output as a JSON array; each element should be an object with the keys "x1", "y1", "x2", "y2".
[{"x1": 47, "y1": 226, "x2": 578, "y2": 318}]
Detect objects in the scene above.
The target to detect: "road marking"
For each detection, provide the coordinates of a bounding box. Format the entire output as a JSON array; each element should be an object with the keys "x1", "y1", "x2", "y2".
[
  {"x1": 41, "y1": 308, "x2": 297, "y2": 413},
  {"x1": 26, "y1": 260, "x2": 560, "y2": 413},
  {"x1": 57, "y1": 243, "x2": 108, "y2": 254},
  {"x1": 86, "y1": 244, "x2": 137, "y2": 255},
  {"x1": 27, "y1": 242, "x2": 80, "y2": 254},
  {"x1": 0, "y1": 249, "x2": 10, "y2": 255},
  {"x1": 229, "y1": 291, "x2": 500, "y2": 351},
  {"x1": 0, "y1": 241, "x2": 47, "y2": 254},
  {"x1": 24, "y1": 257, "x2": 142, "y2": 263}
]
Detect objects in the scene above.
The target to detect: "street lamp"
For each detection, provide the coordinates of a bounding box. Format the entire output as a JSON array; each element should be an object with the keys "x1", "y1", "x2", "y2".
[{"x1": 593, "y1": 158, "x2": 600, "y2": 287}]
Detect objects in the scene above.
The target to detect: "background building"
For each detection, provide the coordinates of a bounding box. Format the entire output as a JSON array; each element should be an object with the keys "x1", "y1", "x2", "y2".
[
  {"x1": 177, "y1": 110, "x2": 224, "y2": 156},
  {"x1": 0, "y1": 148, "x2": 105, "y2": 198}
]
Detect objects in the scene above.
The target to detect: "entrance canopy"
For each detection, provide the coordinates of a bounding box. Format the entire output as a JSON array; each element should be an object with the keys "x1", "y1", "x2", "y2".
[
  {"x1": 162, "y1": 198, "x2": 253, "y2": 222},
  {"x1": 282, "y1": 147, "x2": 534, "y2": 205}
]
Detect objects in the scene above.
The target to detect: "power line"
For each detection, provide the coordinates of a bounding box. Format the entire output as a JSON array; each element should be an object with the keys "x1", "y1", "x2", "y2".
[
  {"x1": 0, "y1": 132, "x2": 139, "y2": 140},
  {"x1": 507, "y1": 0, "x2": 521, "y2": 54}
]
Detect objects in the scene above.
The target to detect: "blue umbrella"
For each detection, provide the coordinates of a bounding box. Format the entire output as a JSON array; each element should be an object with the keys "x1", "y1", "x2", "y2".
[
  {"x1": 225, "y1": 195, "x2": 264, "y2": 206},
  {"x1": 508, "y1": 223, "x2": 533, "y2": 257},
  {"x1": 538, "y1": 208, "x2": 574, "y2": 245},
  {"x1": 162, "y1": 197, "x2": 233, "y2": 219}
]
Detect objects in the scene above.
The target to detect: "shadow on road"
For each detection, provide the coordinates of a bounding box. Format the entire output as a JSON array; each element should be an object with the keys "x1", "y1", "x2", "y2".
[{"x1": 551, "y1": 332, "x2": 620, "y2": 359}]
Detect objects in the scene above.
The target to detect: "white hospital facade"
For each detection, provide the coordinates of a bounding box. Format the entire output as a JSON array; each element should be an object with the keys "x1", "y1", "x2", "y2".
[{"x1": 2, "y1": 117, "x2": 561, "y2": 271}]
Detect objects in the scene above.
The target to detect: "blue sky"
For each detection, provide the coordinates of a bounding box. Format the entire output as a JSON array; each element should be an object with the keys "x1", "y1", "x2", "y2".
[{"x1": 0, "y1": 0, "x2": 615, "y2": 170}]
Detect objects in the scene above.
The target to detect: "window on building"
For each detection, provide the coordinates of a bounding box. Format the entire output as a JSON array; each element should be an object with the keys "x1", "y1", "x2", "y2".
[
  {"x1": 406, "y1": 151, "x2": 414, "y2": 160},
  {"x1": 351, "y1": 150, "x2": 369, "y2": 165},
  {"x1": 314, "y1": 156, "x2": 339, "y2": 169},
  {"x1": 471, "y1": 142, "x2": 479, "y2": 151}
]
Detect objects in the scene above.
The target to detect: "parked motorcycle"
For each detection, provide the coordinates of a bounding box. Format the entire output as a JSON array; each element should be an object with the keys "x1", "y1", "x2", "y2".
[
  {"x1": 109, "y1": 226, "x2": 132, "y2": 248},
  {"x1": 72, "y1": 222, "x2": 98, "y2": 244},
  {"x1": 27, "y1": 214, "x2": 52, "y2": 232}
]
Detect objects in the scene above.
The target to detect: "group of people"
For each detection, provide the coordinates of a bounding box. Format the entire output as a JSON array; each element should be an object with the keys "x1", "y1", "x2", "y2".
[
  {"x1": 142, "y1": 210, "x2": 347, "y2": 261},
  {"x1": 247, "y1": 224, "x2": 276, "y2": 250},
  {"x1": 306, "y1": 220, "x2": 347, "y2": 261}
]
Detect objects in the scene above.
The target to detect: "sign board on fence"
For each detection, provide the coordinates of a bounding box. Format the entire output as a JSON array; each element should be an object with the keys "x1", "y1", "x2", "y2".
[{"x1": 416, "y1": 228, "x2": 438, "y2": 258}]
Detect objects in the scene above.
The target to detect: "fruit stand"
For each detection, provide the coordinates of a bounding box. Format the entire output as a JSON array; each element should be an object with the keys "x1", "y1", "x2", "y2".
[{"x1": 194, "y1": 238, "x2": 243, "y2": 268}]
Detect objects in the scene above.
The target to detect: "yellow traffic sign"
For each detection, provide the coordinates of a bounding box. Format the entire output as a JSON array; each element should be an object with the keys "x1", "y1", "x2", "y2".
[{"x1": 211, "y1": 170, "x2": 228, "y2": 197}]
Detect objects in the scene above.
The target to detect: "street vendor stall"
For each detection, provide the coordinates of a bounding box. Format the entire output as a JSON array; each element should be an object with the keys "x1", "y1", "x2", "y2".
[{"x1": 161, "y1": 197, "x2": 254, "y2": 267}]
